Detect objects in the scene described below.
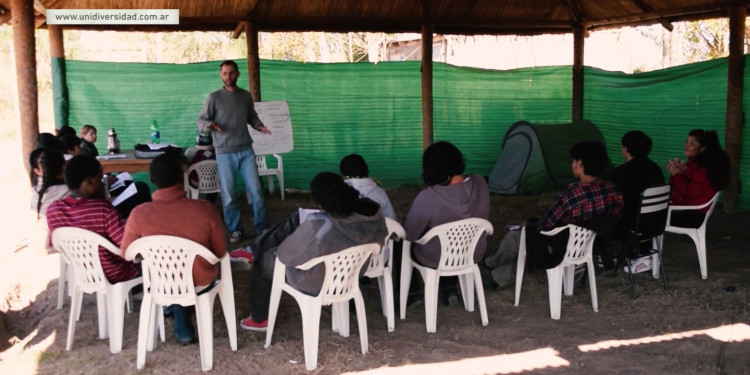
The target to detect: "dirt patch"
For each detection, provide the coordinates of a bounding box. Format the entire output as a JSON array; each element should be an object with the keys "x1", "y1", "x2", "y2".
[{"x1": 1, "y1": 188, "x2": 748, "y2": 375}]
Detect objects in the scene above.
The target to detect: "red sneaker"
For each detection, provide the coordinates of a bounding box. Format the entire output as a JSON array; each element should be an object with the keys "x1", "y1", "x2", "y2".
[
  {"x1": 229, "y1": 248, "x2": 255, "y2": 264},
  {"x1": 240, "y1": 316, "x2": 268, "y2": 332}
]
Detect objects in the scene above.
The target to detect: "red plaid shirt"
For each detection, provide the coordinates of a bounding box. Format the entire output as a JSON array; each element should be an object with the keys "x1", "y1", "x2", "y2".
[{"x1": 530, "y1": 180, "x2": 623, "y2": 232}]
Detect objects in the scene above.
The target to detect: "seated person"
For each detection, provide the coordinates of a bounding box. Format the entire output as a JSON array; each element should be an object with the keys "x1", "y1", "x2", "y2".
[
  {"x1": 240, "y1": 172, "x2": 387, "y2": 332},
  {"x1": 55, "y1": 125, "x2": 77, "y2": 139},
  {"x1": 46, "y1": 155, "x2": 139, "y2": 284},
  {"x1": 611, "y1": 130, "x2": 664, "y2": 239},
  {"x1": 402, "y1": 141, "x2": 490, "y2": 304},
  {"x1": 484, "y1": 141, "x2": 622, "y2": 285},
  {"x1": 79, "y1": 124, "x2": 99, "y2": 157},
  {"x1": 60, "y1": 134, "x2": 82, "y2": 160},
  {"x1": 29, "y1": 148, "x2": 69, "y2": 255},
  {"x1": 121, "y1": 153, "x2": 226, "y2": 345},
  {"x1": 666, "y1": 129, "x2": 729, "y2": 228},
  {"x1": 340, "y1": 153, "x2": 396, "y2": 219}
]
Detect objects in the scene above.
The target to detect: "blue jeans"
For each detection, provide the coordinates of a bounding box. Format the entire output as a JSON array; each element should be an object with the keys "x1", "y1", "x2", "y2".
[
  {"x1": 216, "y1": 148, "x2": 268, "y2": 234},
  {"x1": 171, "y1": 304, "x2": 195, "y2": 341}
]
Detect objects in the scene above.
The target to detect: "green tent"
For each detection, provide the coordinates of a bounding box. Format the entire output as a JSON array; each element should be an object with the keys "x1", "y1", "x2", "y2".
[{"x1": 488, "y1": 120, "x2": 608, "y2": 194}]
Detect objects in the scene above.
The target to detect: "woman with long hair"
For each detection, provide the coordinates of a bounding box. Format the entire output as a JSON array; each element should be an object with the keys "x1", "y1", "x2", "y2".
[
  {"x1": 30, "y1": 148, "x2": 69, "y2": 219},
  {"x1": 29, "y1": 148, "x2": 69, "y2": 254},
  {"x1": 666, "y1": 129, "x2": 729, "y2": 227}
]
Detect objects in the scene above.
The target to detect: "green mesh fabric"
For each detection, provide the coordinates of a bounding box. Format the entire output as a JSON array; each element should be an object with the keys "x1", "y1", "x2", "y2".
[
  {"x1": 51, "y1": 57, "x2": 69, "y2": 129},
  {"x1": 63, "y1": 57, "x2": 749, "y2": 208}
]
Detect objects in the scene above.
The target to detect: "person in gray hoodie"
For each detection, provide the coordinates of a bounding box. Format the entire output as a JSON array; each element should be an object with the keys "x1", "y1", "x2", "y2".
[
  {"x1": 240, "y1": 171, "x2": 387, "y2": 332},
  {"x1": 401, "y1": 141, "x2": 490, "y2": 305}
]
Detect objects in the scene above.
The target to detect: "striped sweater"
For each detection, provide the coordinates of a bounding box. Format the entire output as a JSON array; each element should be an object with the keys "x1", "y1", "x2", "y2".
[{"x1": 47, "y1": 196, "x2": 139, "y2": 283}]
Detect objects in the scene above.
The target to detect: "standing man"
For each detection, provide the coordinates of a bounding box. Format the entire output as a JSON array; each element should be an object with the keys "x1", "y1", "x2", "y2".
[
  {"x1": 197, "y1": 60, "x2": 271, "y2": 243},
  {"x1": 122, "y1": 153, "x2": 226, "y2": 345}
]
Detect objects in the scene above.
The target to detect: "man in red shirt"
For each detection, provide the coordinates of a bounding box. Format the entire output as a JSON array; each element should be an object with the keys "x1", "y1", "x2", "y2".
[
  {"x1": 122, "y1": 153, "x2": 226, "y2": 345},
  {"x1": 47, "y1": 155, "x2": 140, "y2": 284}
]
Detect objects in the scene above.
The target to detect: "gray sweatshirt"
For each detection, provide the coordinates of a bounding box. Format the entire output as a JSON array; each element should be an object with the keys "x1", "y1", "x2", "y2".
[
  {"x1": 403, "y1": 174, "x2": 490, "y2": 268},
  {"x1": 196, "y1": 87, "x2": 262, "y2": 154},
  {"x1": 277, "y1": 199, "x2": 387, "y2": 295}
]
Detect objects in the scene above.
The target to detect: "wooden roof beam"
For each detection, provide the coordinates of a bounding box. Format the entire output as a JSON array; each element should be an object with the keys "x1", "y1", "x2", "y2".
[
  {"x1": 33, "y1": 0, "x2": 46, "y2": 15},
  {"x1": 629, "y1": 0, "x2": 674, "y2": 31},
  {"x1": 231, "y1": 21, "x2": 246, "y2": 39},
  {"x1": 565, "y1": 0, "x2": 584, "y2": 22}
]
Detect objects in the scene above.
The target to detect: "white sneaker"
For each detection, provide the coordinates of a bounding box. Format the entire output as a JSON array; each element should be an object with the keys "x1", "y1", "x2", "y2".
[{"x1": 624, "y1": 256, "x2": 652, "y2": 274}]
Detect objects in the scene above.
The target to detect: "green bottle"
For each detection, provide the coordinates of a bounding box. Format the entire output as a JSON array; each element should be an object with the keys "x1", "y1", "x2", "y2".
[{"x1": 150, "y1": 120, "x2": 160, "y2": 144}]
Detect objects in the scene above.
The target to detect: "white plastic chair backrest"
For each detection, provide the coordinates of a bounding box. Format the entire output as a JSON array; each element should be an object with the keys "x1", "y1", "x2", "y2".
[
  {"x1": 52, "y1": 227, "x2": 117, "y2": 293},
  {"x1": 540, "y1": 224, "x2": 596, "y2": 264},
  {"x1": 255, "y1": 155, "x2": 269, "y2": 170},
  {"x1": 700, "y1": 192, "x2": 721, "y2": 228},
  {"x1": 185, "y1": 159, "x2": 219, "y2": 193},
  {"x1": 125, "y1": 235, "x2": 220, "y2": 306},
  {"x1": 666, "y1": 191, "x2": 721, "y2": 230},
  {"x1": 367, "y1": 218, "x2": 405, "y2": 274},
  {"x1": 414, "y1": 218, "x2": 494, "y2": 272},
  {"x1": 295, "y1": 243, "x2": 380, "y2": 304},
  {"x1": 635, "y1": 184, "x2": 671, "y2": 239}
]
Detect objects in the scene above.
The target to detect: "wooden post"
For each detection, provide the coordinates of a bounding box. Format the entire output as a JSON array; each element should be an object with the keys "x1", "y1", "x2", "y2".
[
  {"x1": 12, "y1": 0, "x2": 39, "y2": 173},
  {"x1": 572, "y1": 25, "x2": 585, "y2": 121},
  {"x1": 49, "y1": 24, "x2": 69, "y2": 129},
  {"x1": 421, "y1": 24, "x2": 434, "y2": 150},
  {"x1": 724, "y1": 6, "x2": 746, "y2": 211},
  {"x1": 246, "y1": 22, "x2": 261, "y2": 102}
]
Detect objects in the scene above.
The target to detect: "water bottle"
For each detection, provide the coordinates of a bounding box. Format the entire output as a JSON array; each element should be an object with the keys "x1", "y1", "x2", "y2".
[{"x1": 150, "y1": 120, "x2": 160, "y2": 144}]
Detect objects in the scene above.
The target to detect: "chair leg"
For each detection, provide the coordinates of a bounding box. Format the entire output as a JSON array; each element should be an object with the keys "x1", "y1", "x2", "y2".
[
  {"x1": 353, "y1": 293, "x2": 369, "y2": 354},
  {"x1": 146, "y1": 303, "x2": 159, "y2": 351},
  {"x1": 656, "y1": 241, "x2": 669, "y2": 291},
  {"x1": 473, "y1": 266, "x2": 488, "y2": 326},
  {"x1": 217, "y1": 280, "x2": 238, "y2": 351},
  {"x1": 696, "y1": 232, "x2": 708, "y2": 279},
  {"x1": 196, "y1": 296, "x2": 216, "y2": 372},
  {"x1": 546, "y1": 267, "x2": 564, "y2": 320},
  {"x1": 382, "y1": 268, "x2": 395, "y2": 332},
  {"x1": 514, "y1": 241, "x2": 527, "y2": 306},
  {"x1": 107, "y1": 287, "x2": 127, "y2": 354},
  {"x1": 266, "y1": 176, "x2": 275, "y2": 194},
  {"x1": 587, "y1": 259, "x2": 598, "y2": 313},
  {"x1": 332, "y1": 302, "x2": 350, "y2": 337},
  {"x1": 563, "y1": 265, "x2": 574, "y2": 296},
  {"x1": 136, "y1": 295, "x2": 152, "y2": 370},
  {"x1": 57, "y1": 258, "x2": 66, "y2": 310},
  {"x1": 96, "y1": 292, "x2": 109, "y2": 340},
  {"x1": 399, "y1": 259, "x2": 413, "y2": 320},
  {"x1": 626, "y1": 260, "x2": 638, "y2": 299},
  {"x1": 458, "y1": 273, "x2": 475, "y2": 312},
  {"x1": 423, "y1": 271, "x2": 439, "y2": 333},
  {"x1": 66, "y1": 289, "x2": 81, "y2": 350},
  {"x1": 278, "y1": 173, "x2": 285, "y2": 201},
  {"x1": 264, "y1": 276, "x2": 284, "y2": 349},
  {"x1": 300, "y1": 300, "x2": 323, "y2": 371}
]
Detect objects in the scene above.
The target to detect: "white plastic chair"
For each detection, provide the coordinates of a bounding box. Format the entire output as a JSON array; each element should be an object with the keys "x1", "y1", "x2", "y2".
[
  {"x1": 664, "y1": 191, "x2": 721, "y2": 279},
  {"x1": 125, "y1": 236, "x2": 237, "y2": 372},
  {"x1": 256, "y1": 154, "x2": 285, "y2": 200},
  {"x1": 184, "y1": 159, "x2": 220, "y2": 199},
  {"x1": 51, "y1": 227, "x2": 144, "y2": 353},
  {"x1": 514, "y1": 224, "x2": 598, "y2": 320},
  {"x1": 399, "y1": 218, "x2": 493, "y2": 333},
  {"x1": 57, "y1": 254, "x2": 72, "y2": 309},
  {"x1": 363, "y1": 217, "x2": 404, "y2": 332},
  {"x1": 265, "y1": 243, "x2": 381, "y2": 371}
]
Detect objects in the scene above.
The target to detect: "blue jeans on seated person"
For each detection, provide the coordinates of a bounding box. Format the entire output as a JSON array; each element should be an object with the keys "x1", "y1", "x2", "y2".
[
  {"x1": 216, "y1": 148, "x2": 268, "y2": 234},
  {"x1": 171, "y1": 305, "x2": 195, "y2": 342}
]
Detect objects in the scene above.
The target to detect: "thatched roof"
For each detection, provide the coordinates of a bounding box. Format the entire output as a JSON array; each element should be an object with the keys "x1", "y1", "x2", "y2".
[{"x1": 0, "y1": 0, "x2": 747, "y2": 34}]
